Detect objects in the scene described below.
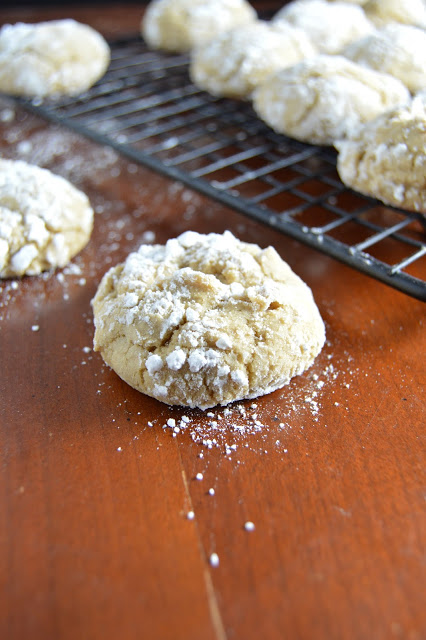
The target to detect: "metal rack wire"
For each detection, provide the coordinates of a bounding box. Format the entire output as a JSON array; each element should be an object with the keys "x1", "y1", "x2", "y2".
[{"x1": 17, "y1": 36, "x2": 426, "y2": 300}]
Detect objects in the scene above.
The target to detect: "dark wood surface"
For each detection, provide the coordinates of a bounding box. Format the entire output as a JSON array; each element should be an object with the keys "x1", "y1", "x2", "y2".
[{"x1": 0, "y1": 5, "x2": 425, "y2": 640}]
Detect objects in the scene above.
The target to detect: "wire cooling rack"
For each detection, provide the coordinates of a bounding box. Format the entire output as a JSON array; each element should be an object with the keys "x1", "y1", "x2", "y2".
[{"x1": 16, "y1": 36, "x2": 426, "y2": 301}]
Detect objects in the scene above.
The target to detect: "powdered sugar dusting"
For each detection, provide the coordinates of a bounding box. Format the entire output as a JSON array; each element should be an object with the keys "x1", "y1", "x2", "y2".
[{"x1": 116, "y1": 336, "x2": 355, "y2": 460}]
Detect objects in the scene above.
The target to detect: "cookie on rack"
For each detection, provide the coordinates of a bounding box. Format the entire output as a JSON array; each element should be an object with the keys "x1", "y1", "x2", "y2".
[
  {"x1": 190, "y1": 21, "x2": 316, "y2": 99},
  {"x1": 271, "y1": 0, "x2": 374, "y2": 55},
  {"x1": 343, "y1": 24, "x2": 426, "y2": 94},
  {"x1": 252, "y1": 55, "x2": 410, "y2": 146},
  {"x1": 92, "y1": 231, "x2": 325, "y2": 410},
  {"x1": 0, "y1": 19, "x2": 110, "y2": 98},
  {"x1": 141, "y1": 0, "x2": 256, "y2": 53},
  {"x1": 364, "y1": 0, "x2": 426, "y2": 29},
  {"x1": 0, "y1": 159, "x2": 94, "y2": 278},
  {"x1": 335, "y1": 97, "x2": 426, "y2": 214}
]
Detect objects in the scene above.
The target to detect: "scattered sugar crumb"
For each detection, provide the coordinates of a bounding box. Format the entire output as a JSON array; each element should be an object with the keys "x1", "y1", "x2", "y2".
[
  {"x1": 244, "y1": 521, "x2": 255, "y2": 531},
  {"x1": 0, "y1": 108, "x2": 15, "y2": 123},
  {"x1": 209, "y1": 553, "x2": 220, "y2": 568},
  {"x1": 31, "y1": 324, "x2": 39, "y2": 332}
]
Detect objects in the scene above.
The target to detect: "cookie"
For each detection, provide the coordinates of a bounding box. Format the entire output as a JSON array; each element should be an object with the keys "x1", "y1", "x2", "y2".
[
  {"x1": 0, "y1": 159, "x2": 94, "y2": 277},
  {"x1": 141, "y1": 0, "x2": 256, "y2": 53},
  {"x1": 0, "y1": 19, "x2": 110, "y2": 98},
  {"x1": 343, "y1": 24, "x2": 426, "y2": 94},
  {"x1": 272, "y1": 0, "x2": 374, "y2": 55},
  {"x1": 364, "y1": 0, "x2": 426, "y2": 29},
  {"x1": 92, "y1": 231, "x2": 325, "y2": 410},
  {"x1": 252, "y1": 55, "x2": 410, "y2": 146},
  {"x1": 190, "y1": 21, "x2": 316, "y2": 99},
  {"x1": 335, "y1": 98, "x2": 426, "y2": 214}
]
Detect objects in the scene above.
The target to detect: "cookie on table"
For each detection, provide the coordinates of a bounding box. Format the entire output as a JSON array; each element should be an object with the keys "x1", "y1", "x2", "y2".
[
  {"x1": 343, "y1": 24, "x2": 426, "y2": 95},
  {"x1": 252, "y1": 55, "x2": 410, "y2": 146},
  {"x1": 0, "y1": 159, "x2": 94, "y2": 278},
  {"x1": 0, "y1": 19, "x2": 110, "y2": 98},
  {"x1": 141, "y1": 0, "x2": 256, "y2": 53},
  {"x1": 364, "y1": 0, "x2": 426, "y2": 29},
  {"x1": 190, "y1": 21, "x2": 316, "y2": 99},
  {"x1": 92, "y1": 231, "x2": 325, "y2": 410},
  {"x1": 335, "y1": 97, "x2": 426, "y2": 214},
  {"x1": 272, "y1": 0, "x2": 374, "y2": 55}
]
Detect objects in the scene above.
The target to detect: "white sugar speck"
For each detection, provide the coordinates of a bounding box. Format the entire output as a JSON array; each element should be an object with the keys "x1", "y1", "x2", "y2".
[
  {"x1": 186, "y1": 510, "x2": 195, "y2": 520},
  {"x1": 195, "y1": 472, "x2": 204, "y2": 481},
  {"x1": 17, "y1": 140, "x2": 33, "y2": 154},
  {"x1": 244, "y1": 521, "x2": 255, "y2": 531},
  {"x1": 31, "y1": 324, "x2": 39, "y2": 332},
  {"x1": 0, "y1": 108, "x2": 15, "y2": 123},
  {"x1": 208, "y1": 488, "x2": 215, "y2": 496},
  {"x1": 209, "y1": 553, "x2": 219, "y2": 568}
]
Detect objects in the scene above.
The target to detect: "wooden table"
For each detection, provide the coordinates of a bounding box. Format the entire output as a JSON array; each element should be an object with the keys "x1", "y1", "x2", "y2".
[{"x1": 1, "y1": 5, "x2": 425, "y2": 640}]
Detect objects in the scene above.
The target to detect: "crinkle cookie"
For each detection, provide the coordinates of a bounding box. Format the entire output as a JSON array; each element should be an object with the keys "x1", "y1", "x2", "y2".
[
  {"x1": 364, "y1": 0, "x2": 426, "y2": 29},
  {"x1": 252, "y1": 55, "x2": 410, "y2": 146},
  {"x1": 272, "y1": 0, "x2": 374, "y2": 55},
  {"x1": 343, "y1": 24, "x2": 426, "y2": 94},
  {"x1": 0, "y1": 19, "x2": 110, "y2": 98},
  {"x1": 92, "y1": 231, "x2": 325, "y2": 410},
  {"x1": 141, "y1": 0, "x2": 256, "y2": 53},
  {"x1": 335, "y1": 98, "x2": 426, "y2": 214},
  {"x1": 190, "y1": 21, "x2": 316, "y2": 99},
  {"x1": 0, "y1": 159, "x2": 94, "y2": 277}
]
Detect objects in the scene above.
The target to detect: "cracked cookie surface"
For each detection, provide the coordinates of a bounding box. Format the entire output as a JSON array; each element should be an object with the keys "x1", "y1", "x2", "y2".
[
  {"x1": 141, "y1": 0, "x2": 256, "y2": 53},
  {"x1": 272, "y1": 0, "x2": 374, "y2": 55},
  {"x1": 253, "y1": 55, "x2": 410, "y2": 146},
  {"x1": 0, "y1": 19, "x2": 110, "y2": 98},
  {"x1": 343, "y1": 24, "x2": 426, "y2": 95},
  {"x1": 92, "y1": 231, "x2": 325, "y2": 409},
  {"x1": 190, "y1": 20, "x2": 316, "y2": 99},
  {"x1": 0, "y1": 159, "x2": 94, "y2": 277},
  {"x1": 336, "y1": 97, "x2": 426, "y2": 214}
]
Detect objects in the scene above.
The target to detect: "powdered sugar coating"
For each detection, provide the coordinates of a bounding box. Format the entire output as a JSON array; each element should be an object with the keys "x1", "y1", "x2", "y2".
[
  {"x1": 190, "y1": 20, "x2": 316, "y2": 98},
  {"x1": 253, "y1": 55, "x2": 410, "y2": 146},
  {"x1": 0, "y1": 19, "x2": 110, "y2": 98},
  {"x1": 272, "y1": 0, "x2": 374, "y2": 55},
  {"x1": 335, "y1": 98, "x2": 426, "y2": 214},
  {"x1": 343, "y1": 24, "x2": 426, "y2": 94},
  {"x1": 92, "y1": 231, "x2": 325, "y2": 410},
  {"x1": 364, "y1": 0, "x2": 426, "y2": 29},
  {"x1": 141, "y1": 0, "x2": 256, "y2": 53},
  {"x1": 0, "y1": 159, "x2": 94, "y2": 277}
]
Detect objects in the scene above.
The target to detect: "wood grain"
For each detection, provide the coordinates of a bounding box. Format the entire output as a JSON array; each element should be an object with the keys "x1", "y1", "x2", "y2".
[{"x1": 0, "y1": 5, "x2": 425, "y2": 640}]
